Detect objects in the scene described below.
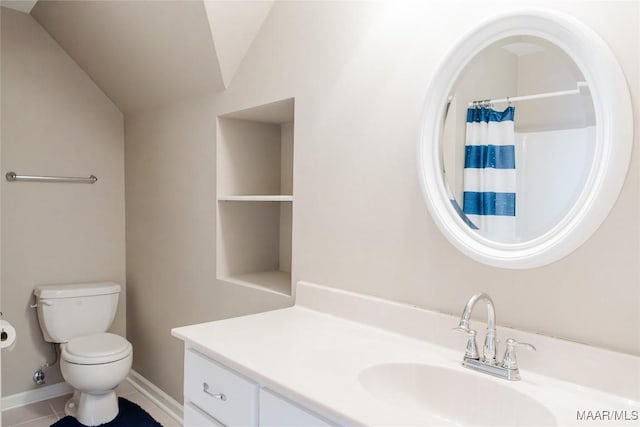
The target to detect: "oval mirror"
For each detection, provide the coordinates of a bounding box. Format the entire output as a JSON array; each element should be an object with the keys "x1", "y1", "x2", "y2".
[{"x1": 418, "y1": 10, "x2": 632, "y2": 268}]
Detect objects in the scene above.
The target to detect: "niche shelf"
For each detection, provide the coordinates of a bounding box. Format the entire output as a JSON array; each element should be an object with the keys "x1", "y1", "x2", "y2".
[
  {"x1": 217, "y1": 195, "x2": 293, "y2": 202},
  {"x1": 216, "y1": 98, "x2": 294, "y2": 296}
]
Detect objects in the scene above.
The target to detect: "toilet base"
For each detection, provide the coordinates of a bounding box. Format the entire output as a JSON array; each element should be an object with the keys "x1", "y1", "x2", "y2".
[
  {"x1": 65, "y1": 389, "x2": 119, "y2": 426},
  {"x1": 64, "y1": 391, "x2": 79, "y2": 418}
]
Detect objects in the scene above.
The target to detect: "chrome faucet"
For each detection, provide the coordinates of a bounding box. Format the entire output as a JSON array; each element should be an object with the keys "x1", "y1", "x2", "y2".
[
  {"x1": 454, "y1": 292, "x2": 497, "y2": 364},
  {"x1": 454, "y1": 293, "x2": 535, "y2": 380}
]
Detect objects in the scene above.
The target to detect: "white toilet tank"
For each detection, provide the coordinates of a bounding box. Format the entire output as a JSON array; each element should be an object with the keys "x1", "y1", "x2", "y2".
[{"x1": 34, "y1": 282, "x2": 121, "y2": 343}]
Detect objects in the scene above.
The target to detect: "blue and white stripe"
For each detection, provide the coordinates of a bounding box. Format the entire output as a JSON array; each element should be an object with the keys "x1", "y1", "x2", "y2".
[{"x1": 462, "y1": 106, "x2": 516, "y2": 242}]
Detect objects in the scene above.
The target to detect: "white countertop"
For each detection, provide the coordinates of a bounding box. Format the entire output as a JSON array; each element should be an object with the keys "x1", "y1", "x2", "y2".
[{"x1": 172, "y1": 282, "x2": 640, "y2": 426}]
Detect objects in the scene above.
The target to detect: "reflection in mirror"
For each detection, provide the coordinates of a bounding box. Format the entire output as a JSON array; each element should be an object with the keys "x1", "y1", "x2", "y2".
[{"x1": 442, "y1": 36, "x2": 595, "y2": 243}]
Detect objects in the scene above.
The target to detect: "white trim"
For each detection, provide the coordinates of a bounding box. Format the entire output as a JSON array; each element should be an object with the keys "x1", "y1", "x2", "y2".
[
  {"x1": 217, "y1": 195, "x2": 293, "y2": 202},
  {"x1": 126, "y1": 369, "x2": 183, "y2": 425},
  {"x1": 1, "y1": 371, "x2": 184, "y2": 424},
  {"x1": 1, "y1": 381, "x2": 73, "y2": 411}
]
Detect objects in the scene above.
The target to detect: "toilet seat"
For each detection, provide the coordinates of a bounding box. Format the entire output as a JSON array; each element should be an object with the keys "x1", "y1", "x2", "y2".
[{"x1": 62, "y1": 333, "x2": 132, "y2": 365}]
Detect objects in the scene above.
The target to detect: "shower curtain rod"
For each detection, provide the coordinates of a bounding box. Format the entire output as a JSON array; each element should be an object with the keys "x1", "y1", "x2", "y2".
[{"x1": 468, "y1": 81, "x2": 588, "y2": 107}]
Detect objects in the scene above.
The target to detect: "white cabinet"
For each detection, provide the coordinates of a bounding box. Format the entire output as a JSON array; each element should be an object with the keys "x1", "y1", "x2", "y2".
[
  {"x1": 182, "y1": 348, "x2": 338, "y2": 427},
  {"x1": 183, "y1": 402, "x2": 223, "y2": 427},
  {"x1": 260, "y1": 389, "x2": 333, "y2": 427},
  {"x1": 184, "y1": 349, "x2": 258, "y2": 426}
]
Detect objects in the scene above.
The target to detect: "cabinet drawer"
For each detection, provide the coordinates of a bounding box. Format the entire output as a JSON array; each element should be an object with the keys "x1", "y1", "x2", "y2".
[
  {"x1": 185, "y1": 349, "x2": 258, "y2": 426},
  {"x1": 184, "y1": 402, "x2": 224, "y2": 427}
]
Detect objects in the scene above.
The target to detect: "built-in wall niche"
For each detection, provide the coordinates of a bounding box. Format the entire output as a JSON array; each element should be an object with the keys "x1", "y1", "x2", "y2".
[{"x1": 216, "y1": 98, "x2": 294, "y2": 296}]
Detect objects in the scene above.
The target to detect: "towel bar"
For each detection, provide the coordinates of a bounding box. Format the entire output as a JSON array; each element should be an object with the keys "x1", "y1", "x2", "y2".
[{"x1": 5, "y1": 172, "x2": 97, "y2": 184}]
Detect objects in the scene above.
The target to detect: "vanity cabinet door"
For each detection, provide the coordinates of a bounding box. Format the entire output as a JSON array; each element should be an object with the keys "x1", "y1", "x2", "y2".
[
  {"x1": 259, "y1": 389, "x2": 334, "y2": 426},
  {"x1": 184, "y1": 402, "x2": 224, "y2": 427},
  {"x1": 184, "y1": 349, "x2": 258, "y2": 426}
]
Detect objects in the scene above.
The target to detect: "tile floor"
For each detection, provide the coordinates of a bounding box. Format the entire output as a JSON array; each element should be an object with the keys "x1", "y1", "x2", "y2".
[{"x1": 2, "y1": 381, "x2": 181, "y2": 427}]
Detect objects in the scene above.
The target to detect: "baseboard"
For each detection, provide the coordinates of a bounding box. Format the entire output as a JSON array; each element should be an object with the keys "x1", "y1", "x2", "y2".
[
  {"x1": 1, "y1": 381, "x2": 73, "y2": 411},
  {"x1": 0, "y1": 370, "x2": 183, "y2": 425},
  {"x1": 126, "y1": 369, "x2": 183, "y2": 425}
]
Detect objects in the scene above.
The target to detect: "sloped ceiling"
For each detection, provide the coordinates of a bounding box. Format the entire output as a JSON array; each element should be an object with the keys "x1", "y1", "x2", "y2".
[
  {"x1": 1, "y1": 0, "x2": 37, "y2": 13},
  {"x1": 30, "y1": 0, "x2": 271, "y2": 115},
  {"x1": 204, "y1": 0, "x2": 273, "y2": 88}
]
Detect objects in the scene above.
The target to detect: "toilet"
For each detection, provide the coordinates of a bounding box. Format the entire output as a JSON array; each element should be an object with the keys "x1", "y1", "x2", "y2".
[{"x1": 34, "y1": 282, "x2": 132, "y2": 426}]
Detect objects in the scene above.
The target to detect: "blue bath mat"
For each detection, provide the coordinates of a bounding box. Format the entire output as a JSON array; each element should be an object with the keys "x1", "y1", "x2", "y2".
[{"x1": 51, "y1": 397, "x2": 163, "y2": 427}]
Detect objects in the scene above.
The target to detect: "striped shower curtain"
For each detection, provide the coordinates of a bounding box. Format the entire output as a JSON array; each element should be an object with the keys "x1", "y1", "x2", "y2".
[{"x1": 462, "y1": 106, "x2": 516, "y2": 242}]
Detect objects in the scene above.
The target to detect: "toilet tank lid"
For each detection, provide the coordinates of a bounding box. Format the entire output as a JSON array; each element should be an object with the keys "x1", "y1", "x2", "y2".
[{"x1": 34, "y1": 282, "x2": 121, "y2": 299}]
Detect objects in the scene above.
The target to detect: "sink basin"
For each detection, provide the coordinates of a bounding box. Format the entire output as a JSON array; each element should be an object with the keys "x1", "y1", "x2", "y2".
[{"x1": 358, "y1": 363, "x2": 556, "y2": 426}]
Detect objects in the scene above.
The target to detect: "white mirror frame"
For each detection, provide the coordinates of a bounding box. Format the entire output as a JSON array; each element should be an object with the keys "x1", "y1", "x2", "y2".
[{"x1": 418, "y1": 9, "x2": 633, "y2": 269}]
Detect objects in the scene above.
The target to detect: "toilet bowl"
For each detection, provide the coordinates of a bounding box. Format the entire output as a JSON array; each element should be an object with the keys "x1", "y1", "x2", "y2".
[{"x1": 60, "y1": 332, "x2": 133, "y2": 426}]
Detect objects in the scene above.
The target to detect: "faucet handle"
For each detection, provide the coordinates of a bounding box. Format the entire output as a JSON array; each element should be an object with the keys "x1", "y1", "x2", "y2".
[
  {"x1": 501, "y1": 338, "x2": 536, "y2": 370},
  {"x1": 454, "y1": 327, "x2": 480, "y2": 360}
]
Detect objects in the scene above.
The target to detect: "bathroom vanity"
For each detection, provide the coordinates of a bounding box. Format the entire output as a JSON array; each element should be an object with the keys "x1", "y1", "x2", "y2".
[
  {"x1": 180, "y1": 347, "x2": 335, "y2": 426},
  {"x1": 172, "y1": 282, "x2": 640, "y2": 426}
]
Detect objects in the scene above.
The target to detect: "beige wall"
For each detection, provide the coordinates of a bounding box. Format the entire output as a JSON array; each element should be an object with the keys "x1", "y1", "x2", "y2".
[
  {"x1": 263, "y1": 0, "x2": 639, "y2": 354},
  {"x1": 125, "y1": 0, "x2": 639, "y2": 403},
  {"x1": 0, "y1": 8, "x2": 3, "y2": 412},
  {"x1": 0, "y1": 7, "x2": 125, "y2": 395},
  {"x1": 124, "y1": 97, "x2": 292, "y2": 400}
]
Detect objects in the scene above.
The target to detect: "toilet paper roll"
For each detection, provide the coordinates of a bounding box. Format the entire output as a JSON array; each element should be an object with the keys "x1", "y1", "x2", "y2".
[{"x1": 0, "y1": 320, "x2": 16, "y2": 351}]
